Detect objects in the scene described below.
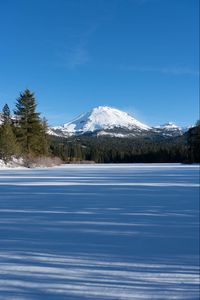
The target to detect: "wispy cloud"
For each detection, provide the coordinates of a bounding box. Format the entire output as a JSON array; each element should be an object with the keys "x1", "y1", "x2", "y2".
[
  {"x1": 119, "y1": 65, "x2": 199, "y2": 76},
  {"x1": 57, "y1": 30, "x2": 92, "y2": 70},
  {"x1": 64, "y1": 43, "x2": 90, "y2": 69},
  {"x1": 56, "y1": 0, "x2": 120, "y2": 70},
  {"x1": 55, "y1": 21, "x2": 97, "y2": 70}
]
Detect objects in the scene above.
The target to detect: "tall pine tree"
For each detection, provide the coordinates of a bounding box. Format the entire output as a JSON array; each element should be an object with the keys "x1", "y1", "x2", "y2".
[{"x1": 14, "y1": 89, "x2": 49, "y2": 157}]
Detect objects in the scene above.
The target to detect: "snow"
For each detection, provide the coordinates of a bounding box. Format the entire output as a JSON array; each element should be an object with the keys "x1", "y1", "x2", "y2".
[
  {"x1": 0, "y1": 113, "x2": 17, "y2": 126},
  {"x1": 47, "y1": 128, "x2": 62, "y2": 137},
  {"x1": 49, "y1": 106, "x2": 188, "y2": 138},
  {"x1": 0, "y1": 157, "x2": 24, "y2": 169},
  {"x1": 0, "y1": 164, "x2": 199, "y2": 299},
  {"x1": 97, "y1": 131, "x2": 136, "y2": 138},
  {"x1": 51, "y1": 106, "x2": 151, "y2": 136},
  {"x1": 155, "y1": 122, "x2": 181, "y2": 130}
]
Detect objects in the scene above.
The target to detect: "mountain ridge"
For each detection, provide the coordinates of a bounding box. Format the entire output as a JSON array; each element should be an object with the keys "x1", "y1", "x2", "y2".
[{"x1": 49, "y1": 106, "x2": 187, "y2": 139}]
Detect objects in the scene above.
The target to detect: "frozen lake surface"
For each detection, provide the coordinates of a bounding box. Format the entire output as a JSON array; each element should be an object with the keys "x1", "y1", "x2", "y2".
[{"x1": 0, "y1": 164, "x2": 199, "y2": 299}]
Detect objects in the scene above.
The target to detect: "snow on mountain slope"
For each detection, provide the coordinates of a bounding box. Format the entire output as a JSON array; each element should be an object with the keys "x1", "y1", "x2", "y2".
[
  {"x1": 155, "y1": 122, "x2": 181, "y2": 130},
  {"x1": 51, "y1": 106, "x2": 151, "y2": 136},
  {"x1": 153, "y1": 122, "x2": 185, "y2": 137}
]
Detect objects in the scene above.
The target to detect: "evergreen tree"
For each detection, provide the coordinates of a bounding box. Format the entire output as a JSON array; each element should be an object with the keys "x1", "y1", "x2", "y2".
[
  {"x1": 2, "y1": 103, "x2": 11, "y2": 124},
  {"x1": 187, "y1": 122, "x2": 200, "y2": 163},
  {"x1": 0, "y1": 104, "x2": 18, "y2": 163},
  {"x1": 195, "y1": 119, "x2": 200, "y2": 127},
  {"x1": 39, "y1": 117, "x2": 50, "y2": 156},
  {"x1": 0, "y1": 124, "x2": 18, "y2": 163},
  {"x1": 14, "y1": 89, "x2": 49, "y2": 157}
]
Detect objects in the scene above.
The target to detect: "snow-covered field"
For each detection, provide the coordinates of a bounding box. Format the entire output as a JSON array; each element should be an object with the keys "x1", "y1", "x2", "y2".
[{"x1": 0, "y1": 164, "x2": 199, "y2": 299}]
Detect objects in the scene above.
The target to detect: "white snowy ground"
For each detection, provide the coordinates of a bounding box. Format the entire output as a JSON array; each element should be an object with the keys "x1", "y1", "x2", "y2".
[
  {"x1": 0, "y1": 158, "x2": 25, "y2": 169},
  {"x1": 0, "y1": 164, "x2": 199, "y2": 300}
]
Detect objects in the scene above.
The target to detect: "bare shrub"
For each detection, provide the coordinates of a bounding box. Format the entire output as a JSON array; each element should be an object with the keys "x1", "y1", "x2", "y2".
[{"x1": 26, "y1": 156, "x2": 63, "y2": 168}]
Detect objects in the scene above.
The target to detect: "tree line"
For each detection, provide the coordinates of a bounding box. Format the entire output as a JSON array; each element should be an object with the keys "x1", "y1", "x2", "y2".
[
  {"x1": 50, "y1": 125, "x2": 200, "y2": 164},
  {"x1": 0, "y1": 89, "x2": 199, "y2": 165}
]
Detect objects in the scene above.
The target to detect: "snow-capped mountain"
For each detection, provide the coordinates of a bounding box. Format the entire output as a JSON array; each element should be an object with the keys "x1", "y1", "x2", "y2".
[
  {"x1": 156, "y1": 122, "x2": 181, "y2": 130},
  {"x1": 153, "y1": 122, "x2": 184, "y2": 138},
  {"x1": 49, "y1": 106, "x2": 186, "y2": 139},
  {"x1": 50, "y1": 106, "x2": 151, "y2": 137}
]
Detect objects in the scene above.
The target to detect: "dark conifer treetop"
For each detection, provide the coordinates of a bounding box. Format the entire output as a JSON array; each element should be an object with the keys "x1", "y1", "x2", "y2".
[
  {"x1": 2, "y1": 103, "x2": 11, "y2": 125},
  {"x1": 15, "y1": 89, "x2": 40, "y2": 122}
]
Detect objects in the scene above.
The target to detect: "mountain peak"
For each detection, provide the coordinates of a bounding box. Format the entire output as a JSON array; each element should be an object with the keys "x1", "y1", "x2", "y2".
[
  {"x1": 49, "y1": 106, "x2": 187, "y2": 139},
  {"x1": 159, "y1": 122, "x2": 181, "y2": 130},
  {"x1": 51, "y1": 106, "x2": 151, "y2": 136}
]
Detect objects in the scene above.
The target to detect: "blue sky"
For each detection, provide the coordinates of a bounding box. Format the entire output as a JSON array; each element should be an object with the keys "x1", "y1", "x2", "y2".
[{"x1": 0, "y1": 0, "x2": 199, "y2": 126}]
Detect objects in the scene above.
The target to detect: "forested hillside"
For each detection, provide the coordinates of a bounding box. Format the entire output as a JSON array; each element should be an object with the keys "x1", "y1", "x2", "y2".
[
  {"x1": 49, "y1": 119, "x2": 200, "y2": 164},
  {"x1": 49, "y1": 134, "x2": 189, "y2": 163}
]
